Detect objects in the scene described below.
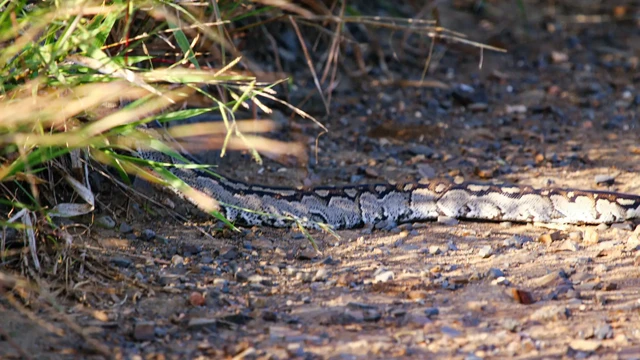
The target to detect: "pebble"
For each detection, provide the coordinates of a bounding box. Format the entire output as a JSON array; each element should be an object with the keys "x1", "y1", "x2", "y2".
[
  {"x1": 532, "y1": 271, "x2": 566, "y2": 287},
  {"x1": 568, "y1": 231, "x2": 583, "y2": 241},
  {"x1": 286, "y1": 343, "x2": 305, "y2": 357},
  {"x1": 322, "y1": 256, "x2": 339, "y2": 265},
  {"x1": 428, "y1": 245, "x2": 443, "y2": 255},
  {"x1": 264, "y1": 265, "x2": 280, "y2": 275},
  {"x1": 594, "y1": 264, "x2": 608, "y2": 273},
  {"x1": 221, "y1": 248, "x2": 238, "y2": 260},
  {"x1": 109, "y1": 257, "x2": 133, "y2": 268},
  {"x1": 373, "y1": 270, "x2": 395, "y2": 283},
  {"x1": 594, "y1": 174, "x2": 615, "y2": 186},
  {"x1": 486, "y1": 268, "x2": 504, "y2": 279},
  {"x1": 133, "y1": 321, "x2": 156, "y2": 341},
  {"x1": 464, "y1": 354, "x2": 483, "y2": 360},
  {"x1": 119, "y1": 222, "x2": 133, "y2": 233},
  {"x1": 437, "y1": 216, "x2": 459, "y2": 226},
  {"x1": 569, "y1": 339, "x2": 601, "y2": 352},
  {"x1": 187, "y1": 318, "x2": 217, "y2": 329},
  {"x1": 363, "y1": 309, "x2": 382, "y2": 322},
  {"x1": 478, "y1": 245, "x2": 493, "y2": 258},
  {"x1": 95, "y1": 215, "x2": 116, "y2": 229},
  {"x1": 285, "y1": 266, "x2": 298, "y2": 276},
  {"x1": 235, "y1": 270, "x2": 251, "y2": 282},
  {"x1": 492, "y1": 276, "x2": 509, "y2": 286},
  {"x1": 295, "y1": 272, "x2": 313, "y2": 283},
  {"x1": 171, "y1": 255, "x2": 184, "y2": 267},
  {"x1": 611, "y1": 223, "x2": 632, "y2": 231},
  {"x1": 501, "y1": 318, "x2": 521, "y2": 332},
  {"x1": 312, "y1": 268, "x2": 330, "y2": 282},
  {"x1": 408, "y1": 145, "x2": 435, "y2": 157},
  {"x1": 594, "y1": 323, "x2": 613, "y2": 340},
  {"x1": 140, "y1": 229, "x2": 156, "y2": 241},
  {"x1": 583, "y1": 228, "x2": 599, "y2": 244},
  {"x1": 213, "y1": 278, "x2": 228, "y2": 287},
  {"x1": 424, "y1": 307, "x2": 439, "y2": 318},
  {"x1": 530, "y1": 305, "x2": 570, "y2": 322},
  {"x1": 503, "y1": 235, "x2": 531, "y2": 248},
  {"x1": 248, "y1": 274, "x2": 266, "y2": 284},
  {"x1": 559, "y1": 240, "x2": 579, "y2": 252}
]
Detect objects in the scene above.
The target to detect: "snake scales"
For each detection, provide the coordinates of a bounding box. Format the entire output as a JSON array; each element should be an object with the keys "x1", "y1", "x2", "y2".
[{"x1": 137, "y1": 132, "x2": 640, "y2": 230}]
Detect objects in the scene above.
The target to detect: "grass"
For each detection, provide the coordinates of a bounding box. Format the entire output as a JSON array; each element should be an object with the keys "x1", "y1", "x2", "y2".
[{"x1": 0, "y1": 0, "x2": 308, "y2": 263}]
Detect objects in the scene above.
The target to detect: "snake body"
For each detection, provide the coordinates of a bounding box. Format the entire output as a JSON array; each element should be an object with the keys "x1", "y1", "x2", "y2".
[{"x1": 140, "y1": 143, "x2": 640, "y2": 229}]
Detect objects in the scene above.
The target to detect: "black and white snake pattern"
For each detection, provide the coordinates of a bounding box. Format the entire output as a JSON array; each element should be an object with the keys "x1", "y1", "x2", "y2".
[{"x1": 139, "y1": 139, "x2": 640, "y2": 230}]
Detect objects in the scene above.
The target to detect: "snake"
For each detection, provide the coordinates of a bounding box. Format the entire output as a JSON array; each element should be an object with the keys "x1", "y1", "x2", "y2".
[{"x1": 136, "y1": 128, "x2": 640, "y2": 230}]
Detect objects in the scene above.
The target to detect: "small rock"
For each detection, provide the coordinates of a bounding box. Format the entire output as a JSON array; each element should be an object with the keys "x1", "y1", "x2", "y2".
[
  {"x1": 140, "y1": 229, "x2": 156, "y2": 241},
  {"x1": 532, "y1": 271, "x2": 566, "y2": 287},
  {"x1": 285, "y1": 266, "x2": 298, "y2": 276},
  {"x1": 264, "y1": 265, "x2": 280, "y2": 275},
  {"x1": 189, "y1": 292, "x2": 205, "y2": 306},
  {"x1": 248, "y1": 274, "x2": 265, "y2": 284},
  {"x1": 322, "y1": 256, "x2": 339, "y2": 265},
  {"x1": 583, "y1": 228, "x2": 599, "y2": 244},
  {"x1": 437, "y1": 216, "x2": 459, "y2": 226},
  {"x1": 187, "y1": 318, "x2": 217, "y2": 329},
  {"x1": 407, "y1": 290, "x2": 429, "y2": 300},
  {"x1": 363, "y1": 309, "x2": 382, "y2": 322},
  {"x1": 428, "y1": 245, "x2": 443, "y2": 255},
  {"x1": 235, "y1": 270, "x2": 251, "y2": 282},
  {"x1": 408, "y1": 145, "x2": 435, "y2": 157},
  {"x1": 594, "y1": 323, "x2": 613, "y2": 340},
  {"x1": 492, "y1": 276, "x2": 509, "y2": 286},
  {"x1": 569, "y1": 339, "x2": 601, "y2": 352},
  {"x1": 594, "y1": 264, "x2": 608, "y2": 273},
  {"x1": 119, "y1": 222, "x2": 133, "y2": 233},
  {"x1": 133, "y1": 322, "x2": 155, "y2": 341},
  {"x1": 171, "y1": 255, "x2": 184, "y2": 267},
  {"x1": 213, "y1": 278, "x2": 228, "y2": 287},
  {"x1": 95, "y1": 215, "x2": 116, "y2": 229},
  {"x1": 503, "y1": 235, "x2": 531, "y2": 248},
  {"x1": 424, "y1": 307, "x2": 439, "y2": 318},
  {"x1": 569, "y1": 231, "x2": 583, "y2": 241},
  {"x1": 220, "y1": 248, "x2": 238, "y2": 260},
  {"x1": 297, "y1": 249, "x2": 318, "y2": 260},
  {"x1": 373, "y1": 270, "x2": 394, "y2": 283},
  {"x1": 109, "y1": 257, "x2": 133, "y2": 268},
  {"x1": 312, "y1": 268, "x2": 330, "y2": 282},
  {"x1": 594, "y1": 174, "x2": 615, "y2": 186},
  {"x1": 530, "y1": 305, "x2": 570, "y2": 322},
  {"x1": 505, "y1": 104, "x2": 527, "y2": 114},
  {"x1": 478, "y1": 245, "x2": 493, "y2": 258},
  {"x1": 486, "y1": 268, "x2": 504, "y2": 279},
  {"x1": 364, "y1": 167, "x2": 379, "y2": 178},
  {"x1": 501, "y1": 318, "x2": 521, "y2": 332},
  {"x1": 559, "y1": 240, "x2": 579, "y2": 252},
  {"x1": 286, "y1": 343, "x2": 305, "y2": 357},
  {"x1": 538, "y1": 231, "x2": 564, "y2": 244},
  {"x1": 611, "y1": 223, "x2": 632, "y2": 231},
  {"x1": 295, "y1": 271, "x2": 313, "y2": 283}
]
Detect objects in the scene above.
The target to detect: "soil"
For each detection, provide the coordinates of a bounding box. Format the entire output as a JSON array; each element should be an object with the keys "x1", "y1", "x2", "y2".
[{"x1": 3, "y1": 1, "x2": 640, "y2": 359}]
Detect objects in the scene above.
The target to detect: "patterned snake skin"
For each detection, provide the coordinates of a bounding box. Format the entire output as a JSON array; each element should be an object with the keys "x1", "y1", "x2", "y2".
[{"x1": 138, "y1": 136, "x2": 640, "y2": 230}]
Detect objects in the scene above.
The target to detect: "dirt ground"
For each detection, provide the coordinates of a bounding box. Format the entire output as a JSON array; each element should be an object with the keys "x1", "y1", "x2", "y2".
[{"x1": 3, "y1": 1, "x2": 640, "y2": 359}]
